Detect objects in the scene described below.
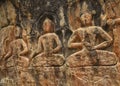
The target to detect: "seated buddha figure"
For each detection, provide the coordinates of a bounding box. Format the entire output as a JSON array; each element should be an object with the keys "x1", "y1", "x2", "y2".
[
  {"x1": 32, "y1": 18, "x2": 64, "y2": 67},
  {"x1": 66, "y1": 12, "x2": 117, "y2": 67}
]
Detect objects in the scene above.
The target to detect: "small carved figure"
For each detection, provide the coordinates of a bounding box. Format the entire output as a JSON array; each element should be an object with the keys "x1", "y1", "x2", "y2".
[
  {"x1": 67, "y1": 12, "x2": 117, "y2": 67},
  {"x1": 2, "y1": 27, "x2": 35, "y2": 85},
  {"x1": 107, "y1": 18, "x2": 120, "y2": 61},
  {"x1": 0, "y1": 3, "x2": 17, "y2": 64},
  {"x1": 3, "y1": 28, "x2": 29, "y2": 65},
  {"x1": 32, "y1": 18, "x2": 64, "y2": 67},
  {"x1": 105, "y1": 1, "x2": 120, "y2": 19}
]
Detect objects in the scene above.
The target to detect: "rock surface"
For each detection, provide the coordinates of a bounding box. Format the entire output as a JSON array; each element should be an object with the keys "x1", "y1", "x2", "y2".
[{"x1": 0, "y1": 0, "x2": 120, "y2": 86}]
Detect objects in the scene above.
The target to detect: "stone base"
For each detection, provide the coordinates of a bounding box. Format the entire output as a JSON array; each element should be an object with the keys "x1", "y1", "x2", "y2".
[
  {"x1": 31, "y1": 54, "x2": 65, "y2": 67},
  {"x1": 66, "y1": 50, "x2": 117, "y2": 67},
  {"x1": 66, "y1": 64, "x2": 120, "y2": 86},
  {"x1": 1, "y1": 63, "x2": 120, "y2": 86}
]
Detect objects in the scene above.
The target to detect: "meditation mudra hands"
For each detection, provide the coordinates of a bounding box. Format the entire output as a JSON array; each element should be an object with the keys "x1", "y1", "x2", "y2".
[
  {"x1": 42, "y1": 50, "x2": 54, "y2": 57},
  {"x1": 81, "y1": 40, "x2": 95, "y2": 50}
]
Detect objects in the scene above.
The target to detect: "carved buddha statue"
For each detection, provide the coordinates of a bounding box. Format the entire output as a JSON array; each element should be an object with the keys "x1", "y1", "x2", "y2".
[
  {"x1": 2, "y1": 27, "x2": 34, "y2": 85},
  {"x1": 32, "y1": 18, "x2": 64, "y2": 67},
  {"x1": 107, "y1": 17, "x2": 120, "y2": 62},
  {"x1": 66, "y1": 12, "x2": 117, "y2": 67}
]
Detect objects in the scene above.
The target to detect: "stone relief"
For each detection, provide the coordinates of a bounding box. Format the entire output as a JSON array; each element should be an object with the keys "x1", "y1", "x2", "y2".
[
  {"x1": 31, "y1": 18, "x2": 64, "y2": 67},
  {"x1": 0, "y1": 0, "x2": 120, "y2": 86},
  {"x1": 66, "y1": 12, "x2": 117, "y2": 67}
]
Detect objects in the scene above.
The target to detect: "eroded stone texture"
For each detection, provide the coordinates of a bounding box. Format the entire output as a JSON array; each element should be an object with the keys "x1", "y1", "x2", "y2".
[
  {"x1": 0, "y1": 0, "x2": 120, "y2": 86},
  {"x1": 67, "y1": 66, "x2": 120, "y2": 86}
]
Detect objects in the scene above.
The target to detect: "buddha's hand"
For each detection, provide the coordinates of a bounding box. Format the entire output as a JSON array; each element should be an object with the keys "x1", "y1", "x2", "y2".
[
  {"x1": 82, "y1": 41, "x2": 98, "y2": 51},
  {"x1": 48, "y1": 51, "x2": 53, "y2": 57},
  {"x1": 83, "y1": 41, "x2": 92, "y2": 47},
  {"x1": 43, "y1": 51, "x2": 53, "y2": 57},
  {"x1": 101, "y1": 19, "x2": 107, "y2": 26},
  {"x1": 107, "y1": 19, "x2": 115, "y2": 25}
]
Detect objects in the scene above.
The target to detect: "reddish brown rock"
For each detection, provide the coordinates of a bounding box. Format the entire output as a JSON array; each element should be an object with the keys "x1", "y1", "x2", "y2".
[
  {"x1": 66, "y1": 50, "x2": 117, "y2": 67},
  {"x1": 66, "y1": 66, "x2": 120, "y2": 86},
  {"x1": 0, "y1": 0, "x2": 120, "y2": 86}
]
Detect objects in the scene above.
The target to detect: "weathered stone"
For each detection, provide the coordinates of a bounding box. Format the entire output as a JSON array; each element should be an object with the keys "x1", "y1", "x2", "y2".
[
  {"x1": 0, "y1": 0, "x2": 120, "y2": 86},
  {"x1": 66, "y1": 50, "x2": 117, "y2": 67},
  {"x1": 66, "y1": 66, "x2": 120, "y2": 86}
]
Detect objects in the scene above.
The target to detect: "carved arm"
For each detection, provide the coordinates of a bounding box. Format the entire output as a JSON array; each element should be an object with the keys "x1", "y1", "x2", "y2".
[
  {"x1": 93, "y1": 27, "x2": 113, "y2": 50},
  {"x1": 52, "y1": 34, "x2": 62, "y2": 53},
  {"x1": 19, "y1": 39, "x2": 28, "y2": 56},
  {"x1": 68, "y1": 31, "x2": 83, "y2": 49}
]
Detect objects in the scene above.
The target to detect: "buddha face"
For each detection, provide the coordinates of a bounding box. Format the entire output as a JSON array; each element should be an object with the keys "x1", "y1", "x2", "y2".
[
  {"x1": 80, "y1": 12, "x2": 92, "y2": 26},
  {"x1": 43, "y1": 18, "x2": 54, "y2": 33},
  {"x1": 9, "y1": 7, "x2": 17, "y2": 25},
  {"x1": 14, "y1": 27, "x2": 21, "y2": 38}
]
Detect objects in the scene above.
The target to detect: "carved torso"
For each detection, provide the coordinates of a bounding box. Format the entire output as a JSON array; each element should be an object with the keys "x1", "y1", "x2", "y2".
[
  {"x1": 74, "y1": 26, "x2": 104, "y2": 47},
  {"x1": 10, "y1": 39, "x2": 24, "y2": 56},
  {"x1": 39, "y1": 33, "x2": 60, "y2": 53}
]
